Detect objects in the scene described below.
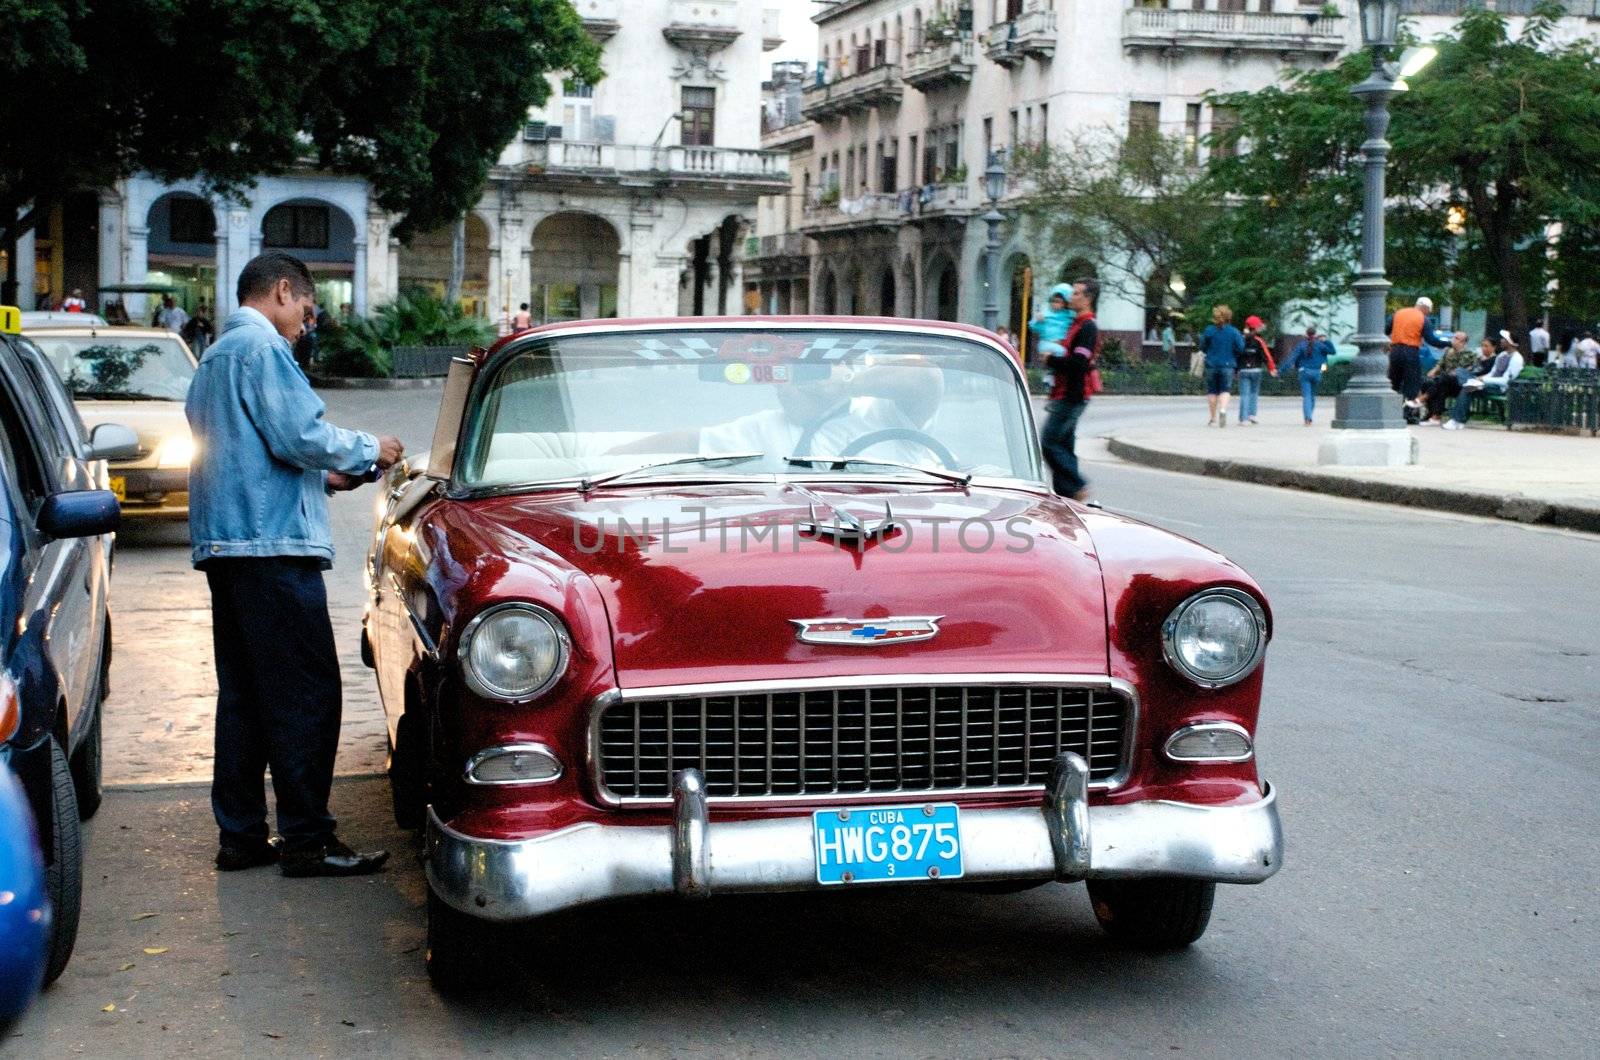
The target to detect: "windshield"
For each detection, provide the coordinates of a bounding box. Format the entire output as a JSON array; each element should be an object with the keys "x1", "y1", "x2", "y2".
[
  {"x1": 31, "y1": 334, "x2": 196, "y2": 401},
  {"x1": 460, "y1": 328, "x2": 1041, "y2": 490}
]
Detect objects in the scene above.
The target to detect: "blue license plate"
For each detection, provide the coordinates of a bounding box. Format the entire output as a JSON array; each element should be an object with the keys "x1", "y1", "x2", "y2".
[{"x1": 813, "y1": 803, "x2": 963, "y2": 885}]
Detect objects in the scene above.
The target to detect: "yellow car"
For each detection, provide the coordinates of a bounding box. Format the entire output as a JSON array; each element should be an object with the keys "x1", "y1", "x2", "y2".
[{"x1": 25, "y1": 325, "x2": 197, "y2": 520}]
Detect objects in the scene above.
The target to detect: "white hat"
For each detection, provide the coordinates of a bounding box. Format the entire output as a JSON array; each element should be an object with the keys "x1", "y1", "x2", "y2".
[{"x1": 1416, "y1": 296, "x2": 1434, "y2": 311}]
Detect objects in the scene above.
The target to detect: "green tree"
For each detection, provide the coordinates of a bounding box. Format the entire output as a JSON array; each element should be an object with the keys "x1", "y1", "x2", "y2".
[
  {"x1": 1197, "y1": 2, "x2": 1600, "y2": 333},
  {"x1": 0, "y1": 0, "x2": 602, "y2": 302}
]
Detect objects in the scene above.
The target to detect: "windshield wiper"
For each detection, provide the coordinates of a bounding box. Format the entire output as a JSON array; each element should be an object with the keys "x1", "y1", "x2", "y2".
[
  {"x1": 579, "y1": 453, "x2": 763, "y2": 494},
  {"x1": 785, "y1": 454, "x2": 972, "y2": 487},
  {"x1": 75, "y1": 390, "x2": 165, "y2": 401}
]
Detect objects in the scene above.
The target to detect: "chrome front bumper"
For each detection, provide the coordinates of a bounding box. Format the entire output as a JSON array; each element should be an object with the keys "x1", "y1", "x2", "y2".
[{"x1": 425, "y1": 754, "x2": 1283, "y2": 922}]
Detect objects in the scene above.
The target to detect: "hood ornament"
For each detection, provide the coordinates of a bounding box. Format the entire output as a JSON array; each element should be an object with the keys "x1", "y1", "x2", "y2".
[
  {"x1": 798, "y1": 500, "x2": 901, "y2": 547},
  {"x1": 792, "y1": 616, "x2": 942, "y2": 647}
]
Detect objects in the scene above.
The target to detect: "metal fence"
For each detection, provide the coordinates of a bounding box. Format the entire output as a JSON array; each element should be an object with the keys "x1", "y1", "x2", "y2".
[
  {"x1": 390, "y1": 346, "x2": 467, "y2": 379},
  {"x1": 1508, "y1": 368, "x2": 1600, "y2": 435}
]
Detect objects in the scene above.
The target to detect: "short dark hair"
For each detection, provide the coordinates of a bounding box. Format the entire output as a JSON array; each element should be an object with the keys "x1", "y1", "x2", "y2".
[
  {"x1": 520, "y1": 302, "x2": 529, "y2": 310},
  {"x1": 237, "y1": 251, "x2": 314, "y2": 305},
  {"x1": 1074, "y1": 277, "x2": 1100, "y2": 310}
]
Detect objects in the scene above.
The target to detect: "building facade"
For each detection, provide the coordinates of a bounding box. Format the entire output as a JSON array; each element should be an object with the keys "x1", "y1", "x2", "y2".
[
  {"x1": 751, "y1": 0, "x2": 1600, "y2": 350},
  {"x1": 18, "y1": 0, "x2": 789, "y2": 327}
]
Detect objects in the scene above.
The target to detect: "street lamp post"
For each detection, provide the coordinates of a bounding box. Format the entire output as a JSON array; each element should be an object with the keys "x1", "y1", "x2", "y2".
[
  {"x1": 982, "y1": 150, "x2": 1006, "y2": 333},
  {"x1": 1323, "y1": 0, "x2": 1415, "y2": 466}
]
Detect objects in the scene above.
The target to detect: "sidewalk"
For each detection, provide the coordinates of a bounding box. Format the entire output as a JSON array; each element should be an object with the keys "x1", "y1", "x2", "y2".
[{"x1": 1102, "y1": 400, "x2": 1600, "y2": 533}]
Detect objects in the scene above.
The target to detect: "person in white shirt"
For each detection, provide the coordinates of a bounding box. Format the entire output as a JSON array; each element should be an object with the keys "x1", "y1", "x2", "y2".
[
  {"x1": 61, "y1": 288, "x2": 87, "y2": 312},
  {"x1": 1528, "y1": 322, "x2": 1550, "y2": 364},
  {"x1": 1444, "y1": 333, "x2": 1523, "y2": 429},
  {"x1": 156, "y1": 295, "x2": 190, "y2": 333},
  {"x1": 1577, "y1": 331, "x2": 1600, "y2": 370}
]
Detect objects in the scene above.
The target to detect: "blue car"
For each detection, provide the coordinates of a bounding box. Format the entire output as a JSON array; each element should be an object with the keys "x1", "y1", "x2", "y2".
[
  {"x1": 0, "y1": 756, "x2": 48, "y2": 1033},
  {"x1": 0, "y1": 305, "x2": 132, "y2": 994}
]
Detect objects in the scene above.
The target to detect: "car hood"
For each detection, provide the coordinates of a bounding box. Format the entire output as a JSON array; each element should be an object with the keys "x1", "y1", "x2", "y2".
[
  {"x1": 76, "y1": 399, "x2": 189, "y2": 466},
  {"x1": 463, "y1": 482, "x2": 1109, "y2": 688}
]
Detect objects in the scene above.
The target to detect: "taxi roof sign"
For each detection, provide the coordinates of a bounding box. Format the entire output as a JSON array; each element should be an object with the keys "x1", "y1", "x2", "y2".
[{"x1": 0, "y1": 306, "x2": 20, "y2": 335}]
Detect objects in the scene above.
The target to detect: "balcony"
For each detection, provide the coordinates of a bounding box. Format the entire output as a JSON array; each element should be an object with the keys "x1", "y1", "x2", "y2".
[
  {"x1": 801, "y1": 191, "x2": 910, "y2": 234},
  {"x1": 573, "y1": 0, "x2": 620, "y2": 41},
  {"x1": 909, "y1": 182, "x2": 972, "y2": 224},
  {"x1": 1122, "y1": 8, "x2": 1345, "y2": 58},
  {"x1": 749, "y1": 232, "x2": 809, "y2": 262},
  {"x1": 763, "y1": 7, "x2": 784, "y2": 51},
  {"x1": 761, "y1": 113, "x2": 814, "y2": 153},
  {"x1": 663, "y1": 0, "x2": 741, "y2": 52},
  {"x1": 521, "y1": 141, "x2": 789, "y2": 190},
  {"x1": 905, "y1": 39, "x2": 977, "y2": 92},
  {"x1": 985, "y1": 9, "x2": 1058, "y2": 67},
  {"x1": 801, "y1": 63, "x2": 904, "y2": 121}
]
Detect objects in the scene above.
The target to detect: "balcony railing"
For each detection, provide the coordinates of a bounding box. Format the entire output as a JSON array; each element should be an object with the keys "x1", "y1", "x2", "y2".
[
  {"x1": 801, "y1": 63, "x2": 904, "y2": 121},
  {"x1": 905, "y1": 39, "x2": 977, "y2": 92},
  {"x1": 663, "y1": 0, "x2": 741, "y2": 51},
  {"x1": 574, "y1": 0, "x2": 620, "y2": 40},
  {"x1": 751, "y1": 232, "x2": 809, "y2": 260},
  {"x1": 523, "y1": 141, "x2": 789, "y2": 185},
  {"x1": 802, "y1": 191, "x2": 909, "y2": 232},
  {"x1": 1122, "y1": 8, "x2": 1346, "y2": 56},
  {"x1": 985, "y1": 9, "x2": 1058, "y2": 66},
  {"x1": 912, "y1": 181, "x2": 972, "y2": 220}
]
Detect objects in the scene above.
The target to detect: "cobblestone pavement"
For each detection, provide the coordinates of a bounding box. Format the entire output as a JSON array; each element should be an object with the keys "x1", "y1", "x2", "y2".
[{"x1": 102, "y1": 387, "x2": 447, "y2": 787}]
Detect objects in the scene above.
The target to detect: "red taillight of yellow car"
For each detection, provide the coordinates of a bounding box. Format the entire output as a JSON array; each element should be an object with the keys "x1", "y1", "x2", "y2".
[{"x1": 0, "y1": 672, "x2": 18, "y2": 744}]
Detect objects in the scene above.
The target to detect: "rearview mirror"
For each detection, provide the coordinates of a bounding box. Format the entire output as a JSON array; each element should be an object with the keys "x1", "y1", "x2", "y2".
[
  {"x1": 37, "y1": 490, "x2": 121, "y2": 539},
  {"x1": 85, "y1": 422, "x2": 141, "y2": 462}
]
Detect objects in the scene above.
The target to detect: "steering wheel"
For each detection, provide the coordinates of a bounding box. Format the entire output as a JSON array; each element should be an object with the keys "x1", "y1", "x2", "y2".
[{"x1": 840, "y1": 428, "x2": 960, "y2": 470}]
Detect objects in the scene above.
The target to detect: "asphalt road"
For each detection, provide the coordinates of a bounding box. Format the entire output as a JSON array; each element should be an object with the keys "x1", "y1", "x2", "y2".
[{"x1": 10, "y1": 393, "x2": 1598, "y2": 1058}]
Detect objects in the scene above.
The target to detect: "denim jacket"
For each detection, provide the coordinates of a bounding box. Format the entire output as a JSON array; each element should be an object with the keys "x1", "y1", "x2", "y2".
[{"x1": 185, "y1": 307, "x2": 377, "y2": 568}]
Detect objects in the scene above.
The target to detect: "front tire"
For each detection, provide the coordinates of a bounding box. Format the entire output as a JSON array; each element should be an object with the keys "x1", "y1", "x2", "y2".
[
  {"x1": 43, "y1": 738, "x2": 84, "y2": 985},
  {"x1": 1086, "y1": 879, "x2": 1215, "y2": 949},
  {"x1": 388, "y1": 712, "x2": 426, "y2": 830},
  {"x1": 425, "y1": 889, "x2": 505, "y2": 995}
]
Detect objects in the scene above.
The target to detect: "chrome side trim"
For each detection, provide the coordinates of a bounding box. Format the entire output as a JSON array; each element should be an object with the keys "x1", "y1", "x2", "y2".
[
  {"x1": 1162, "y1": 721, "x2": 1255, "y2": 764},
  {"x1": 424, "y1": 782, "x2": 1284, "y2": 922},
  {"x1": 1160, "y1": 587, "x2": 1269, "y2": 690},
  {"x1": 463, "y1": 743, "x2": 565, "y2": 786},
  {"x1": 584, "y1": 673, "x2": 1140, "y2": 808}
]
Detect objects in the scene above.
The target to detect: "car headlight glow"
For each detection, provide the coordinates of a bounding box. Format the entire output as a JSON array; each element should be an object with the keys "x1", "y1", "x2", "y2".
[
  {"x1": 1161, "y1": 588, "x2": 1267, "y2": 689},
  {"x1": 155, "y1": 434, "x2": 195, "y2": 469},
  {"x1": 459, "y1": 603, "x2": 569, "y2": 702}
]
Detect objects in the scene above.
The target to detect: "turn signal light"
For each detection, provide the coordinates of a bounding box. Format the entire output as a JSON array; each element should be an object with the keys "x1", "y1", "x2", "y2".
[
  {"x1": 465, "y1": 744, "x2": 563, "y2": 786},
  {"x1": 1164, "y1": 722, "x2": 1253, "y2": 764},
  {"x1": 0, "y1": 672, "x2": 19, "y2": 744}
]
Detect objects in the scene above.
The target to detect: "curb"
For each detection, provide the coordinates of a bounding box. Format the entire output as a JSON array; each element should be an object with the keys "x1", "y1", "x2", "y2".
[
  {"x1": 1105, "y1": 437, "x2": 1600, "y2": 535},
  {"x1": 311, "y1": 376, "x2": 445, "y2": 391}
]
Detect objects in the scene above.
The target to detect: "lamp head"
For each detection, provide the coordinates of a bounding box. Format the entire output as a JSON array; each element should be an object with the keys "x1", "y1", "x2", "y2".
[
  {"x1": 984, "y1": 149, "x2": 1007, "y2": 203},
  {"x1": 1358, "y1": 0, "x2": 1402, "y2": 54}
]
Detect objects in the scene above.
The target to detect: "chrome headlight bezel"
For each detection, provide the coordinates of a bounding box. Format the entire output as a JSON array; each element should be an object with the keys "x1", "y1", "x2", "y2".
[
  {"x1": 1160, "y1": 587, "x2": 1268, "y2": 689},
  {"x1": 458, "y1": 603, "x2": 570, "y2": 703}
]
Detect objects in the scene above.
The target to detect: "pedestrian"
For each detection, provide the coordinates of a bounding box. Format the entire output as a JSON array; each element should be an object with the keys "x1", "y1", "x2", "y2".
[
  {"x1": 1160, "y1": 317, "x2": 1176, "y2": 366},
  {"x1": 1238, "y1": 315, "x2": 1278, "y2": 425},
  {"x1": 1443, "y1": 332, "x2": 1523, "y2": 429},
  {"x1": 512, "y1": 302, "x2": 533, "y2": 331},
  {"x1": 1033, "y1": 283, "x2": 1076, "y2": 392},
  {"x1": 1577, "y1": 330, "x2": 1600, "y2": 370},
  {"x1": 1528, "y1": 320, "x2": 1550, "y2": 366},
  {"x1": 995, "y1": 324, "x2": 1014, "y2": 349},
  {"x1": 103, "y1": 299, "x2": 130, "y2": 326},
  {"x1": 61, "y1": 288, "x2": 87, "y2": 313},
  {"x1": 185, "y1": 251, "x2": 404, "y2": 877},
  {"x1": 1039, "y1": 278, "x2": 1100, "y2": 501},
  {"x1": 1419, "y1": 331, "x2": 1473, "y2": 424},
  {"x1": 1280, "y1": 326, "x2": 1335, "y2": 426},
  {"x1": 1199, "y1": 304, "x2": 1244, "y2": 427},
  {"x1": 1387, "y1": 296, "x2": 1448, "y2": 419},
  {"x1": 157, "y1": 294, "x2": 190, "y2": 334}
]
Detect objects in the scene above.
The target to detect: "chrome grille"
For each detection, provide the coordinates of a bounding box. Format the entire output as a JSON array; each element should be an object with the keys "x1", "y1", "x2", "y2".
[{"x1": 594, "y1": 683, "x2": 1132, "y2": 802}]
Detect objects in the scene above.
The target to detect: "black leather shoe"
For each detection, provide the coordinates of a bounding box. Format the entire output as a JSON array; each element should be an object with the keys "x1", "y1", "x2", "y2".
[
  {"x1": 216, "y1": 836, "x2": 283, "y2": 872},
  {"x1": 279, "y1": 837, "x2": 390, "y2": 878}
]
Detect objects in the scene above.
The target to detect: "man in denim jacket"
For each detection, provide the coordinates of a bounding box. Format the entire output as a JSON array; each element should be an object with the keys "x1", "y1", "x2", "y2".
[{"x1": 186, "y1": 252, "x2": 403, "y2": 877}]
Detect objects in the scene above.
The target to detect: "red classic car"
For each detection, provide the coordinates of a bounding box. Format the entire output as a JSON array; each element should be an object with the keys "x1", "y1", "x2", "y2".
[{"x1": 363, "y1": 318, "x2": 1283, "y2": 991}]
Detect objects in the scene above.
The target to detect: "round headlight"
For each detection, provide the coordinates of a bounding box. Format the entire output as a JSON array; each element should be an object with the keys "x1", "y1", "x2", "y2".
[
  {"x1": 459, "y1": 604, "x2": 569, "y2": 702},
  {"x1": 1161, "y1": 588, "x2": 1267, "y2": 689}
]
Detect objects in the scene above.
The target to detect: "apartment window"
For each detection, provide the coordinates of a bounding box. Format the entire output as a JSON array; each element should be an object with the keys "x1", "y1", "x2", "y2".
[
  {"x1": 1009, "y1": 109, "x2": 1020, "y2": 150},
  {"x1": 881, "y1": 141, "x2": 898, "y2": 193},
  {"x1": 262, "y1": 203, "x2": 329, "y2": 250},
  {"x1": 1039, "y1": 103, "x2": 1049, "y2": 145},
  {"x1": 681, "y1": 86, "x2": 716, "y2": 146},
  {"x1": 923, "y1": 138, "x2": 938, "y2": 184},
  {"x1": 845, "y1": 147, "x2": 856, "y2": 195},
  {"x1": 1024, "y1": 106, "x2": 1034, "y2": 144},
  {"x1": 1184, "y1": 103, "x2": 1202, "y2": 164},
  {"x1": 1128, "y1": 101, "x2": 1161, "y2": 143},
  {"x1": 1211, "y1": 104, "x2": 1240, "y2": 159},
  {"x1": 562, "y1": 79, "x2": 596, "y2": 141},
  {"x1": 982, "y1": 117, "x2": 993, "y2": 160},
  {"x1": 908, "y1": 134, "x2": 919, "y2": 183},
  {"x1": 168, "y1": 198, "x2": 215, "y2": 244},
  {"x1": 942, "y1": 132, "x2": 959, "y2": 181}
]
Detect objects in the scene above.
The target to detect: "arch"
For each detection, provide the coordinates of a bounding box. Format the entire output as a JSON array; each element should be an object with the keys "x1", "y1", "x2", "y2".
[
  {"x1": 924, "y1": 253, "x2": 959, "y2": 322},
  {"x1": 898, "y1": 254, "x2": 918, "y2": 318},
  {"x1": 397, "y1": 213, "x2": 492, "y2": 316},
  {"x1": 141, "y1": 191, "x2": 220, "y2": 316},
  {"x1": 260, "y1": 196, "x2": 359, "y2": 313},
  {"x1": 530, "y1": 212, "x2": 621, "y2": 322},
  {"x1": 818, "y1": 267, "x2": 838, "y2": 315},
  {"x1": 1003, "y1": 251, "x2": 1033, "y2": 336},
  {"x1": 878, "y1": 267, "x2": 897, "y2": 318},
  {"x1": 1059, "y1": 256, "x2": 1096, "y2": 284}
]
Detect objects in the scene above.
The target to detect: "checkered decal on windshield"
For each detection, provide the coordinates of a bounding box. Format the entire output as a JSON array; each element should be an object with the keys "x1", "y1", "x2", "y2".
[{"x1": 629, "y1": 335, "x2": 884, "y2": 361}]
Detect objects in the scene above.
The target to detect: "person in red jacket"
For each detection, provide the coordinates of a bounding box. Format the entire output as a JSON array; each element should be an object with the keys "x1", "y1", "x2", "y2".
[
  {"x1": 1039, "y1": 278, "x2": 1101, "y2": 500},
  {"x1": 1238, "y1": 315, "x2": 1278, "y2": 425}
]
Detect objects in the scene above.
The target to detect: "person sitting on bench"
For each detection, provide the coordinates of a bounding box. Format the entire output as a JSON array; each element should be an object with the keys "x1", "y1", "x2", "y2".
[{"x1": 1443, "y1": 333, "x2": 1523, "y2": 431}]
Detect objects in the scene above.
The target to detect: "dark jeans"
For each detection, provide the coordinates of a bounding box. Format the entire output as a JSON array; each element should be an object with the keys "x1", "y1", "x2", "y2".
[
  {"x1": 1452, "y1": 375, "x2": 1506, "y2": 424},
  {"x1": 1423, "y1": 371, "x2": 1463, "y2": 421},
  {"x1": 1042, "y1": 398, "x2": 1089, "y2": 496},
  {"x1": 1388, "y1": 344, "x2": 1422, "y2": 400},
  {"x1": 205, "y1": 557, "x2": 342, "y2": 851}
]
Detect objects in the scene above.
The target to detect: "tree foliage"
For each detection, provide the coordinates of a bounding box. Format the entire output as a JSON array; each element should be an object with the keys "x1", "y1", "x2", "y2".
[
  {"x1": 1199, "y1": 2, "x2": 1600, "y2": 332},
  {"x1": 0, "y1": 0, "x2": 602, "y2": 265}
]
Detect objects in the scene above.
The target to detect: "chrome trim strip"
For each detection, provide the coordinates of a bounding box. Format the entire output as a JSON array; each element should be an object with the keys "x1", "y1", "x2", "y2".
[
  {"x1": 424, "y1": 782, "x2": 1283, "y2": 922},
  {"x1": 672, "y1": 769, "x2": 710, "y2": 898},
  {"x1": 389, "y1": 571, "x2": 440, "y2": 659},
  {"x1": 584, "y1": 673, "x2": 1139, "y2": 808},
  {"x1": 463, "y1": 743, "x2": 565, "y2": 786},
  {"x1": 457, "y1": 602, "x2": 571, "y2": 703},
  {"x1": 1162, "y1": 721, "x2": 1255, "y2": 764},
  {"x1": 1160, "y1": 587, "x2": 1270, "y2": 690}
]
